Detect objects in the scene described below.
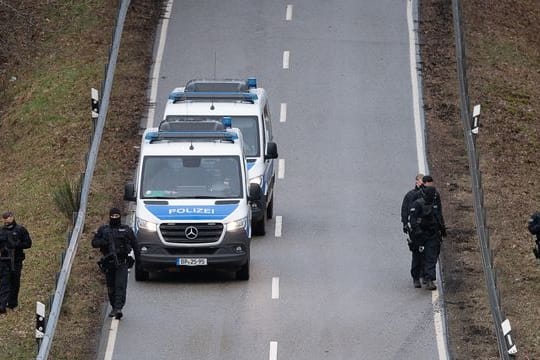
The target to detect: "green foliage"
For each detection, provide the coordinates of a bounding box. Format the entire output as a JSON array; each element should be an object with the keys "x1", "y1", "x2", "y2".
[{"x1": 52, "y1": 179, "x2": 81, "y2": 220}]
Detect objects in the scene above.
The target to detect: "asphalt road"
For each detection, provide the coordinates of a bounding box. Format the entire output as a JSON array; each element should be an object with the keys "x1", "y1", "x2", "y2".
[{"x1": 104, "y1": 1, "x2": 443, "y2": 359}]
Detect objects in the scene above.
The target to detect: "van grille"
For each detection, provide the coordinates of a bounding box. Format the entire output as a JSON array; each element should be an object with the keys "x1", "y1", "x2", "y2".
[{"x1": 160, "y1": 223, "x2": 223, "y2": 244}]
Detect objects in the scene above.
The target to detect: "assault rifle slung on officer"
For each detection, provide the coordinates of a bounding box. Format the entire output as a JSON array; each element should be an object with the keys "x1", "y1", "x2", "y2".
[{"x1": 0, "y1": 232, "x2": 15, "y2": 271}]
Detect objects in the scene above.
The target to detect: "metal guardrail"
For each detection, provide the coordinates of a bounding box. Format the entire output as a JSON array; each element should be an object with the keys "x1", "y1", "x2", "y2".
[
  {"x1": 35, "y1": 0, "x2": 131, "y2": 358},
  {"x1": 451, "y1": 0, "x2": 516, "y2": 358}
]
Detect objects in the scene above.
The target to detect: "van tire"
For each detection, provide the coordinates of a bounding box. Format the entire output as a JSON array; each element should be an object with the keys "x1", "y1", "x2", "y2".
[
  {"x1": 252, "y1": 213, "x2": 266, "y2": 236},
  {"x1": 236, "y1": 261, "x2": 250, "y2": 280},
  {"x1": 266, "y1": 195, "x2": 274, "y2": 219},
  {"x1": 135, "y1": 265, "x2": 149, "y2": 281}
]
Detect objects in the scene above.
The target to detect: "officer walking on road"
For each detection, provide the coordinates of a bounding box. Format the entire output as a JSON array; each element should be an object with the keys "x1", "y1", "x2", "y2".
[
  {"x1": 409, "y1": 187, "x2": 447, "y2": 290},
  {"x1": 401, "y1": 174, "x2": 425, "y2": 288},
  {"x1": 92, "y1": 208, "x2": 138, "y2": 319},
  {"x1": 0, "y1": 211, "x2": 32, "y2": 312}
]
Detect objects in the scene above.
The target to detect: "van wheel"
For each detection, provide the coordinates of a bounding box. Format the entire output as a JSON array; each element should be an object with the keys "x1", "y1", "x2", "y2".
[
  {"x1": 135, "y1": 265, "x2": 149, "y2": 281},
  {"x1": 266, "y1": 195, "x2": 274, "y2": 219},
  {"x1": 252, "y1": 214, "x2": 266, "y2": 236},
  {"x1": 236, "y1": 261, "x2": 250, "y2": 281}
]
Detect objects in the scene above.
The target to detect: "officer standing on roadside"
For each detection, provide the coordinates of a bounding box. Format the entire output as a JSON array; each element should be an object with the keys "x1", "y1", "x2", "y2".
[
  {"x1": 0, "y1": 211, "x2": 32, "y2": 312},
  {"x1": 409, "y1": 187, "x2": 447, "y2": 290},
  {"x1": 401, "y1": 174, "x2": 425, "y2": 288},
  {"x1": 92, "y1": 208, "x2": 138, "y2": 319}
]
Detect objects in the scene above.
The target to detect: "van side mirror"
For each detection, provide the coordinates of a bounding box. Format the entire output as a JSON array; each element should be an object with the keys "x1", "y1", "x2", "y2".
[
  {"x1": 265, "y1": 142, "x2": 278, "y2": 159},
  {"x1": 124, "y1": 182, "x2": 136, "y2": 202},
  {"x1": 248, "y1": 183, "x2": 262, "y2": 202}
]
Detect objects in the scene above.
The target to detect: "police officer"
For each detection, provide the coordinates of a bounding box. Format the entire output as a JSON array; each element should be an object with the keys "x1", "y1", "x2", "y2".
[
  {"x1": 409, "y1": 187, "x2": 447, "y2": 290},
  {"x1": 0, "y1": 229, "x2": 15, "y2": 314},
  {"x1": 92, "y1": 208, "x2": 138, "y2": 319},
  {"x1": 422, "y1": 175, "x2": 444, "y2": 219},
  {"x1": 0, "y1": 211, "x2": 32, "y2": 312},
  {"x1": 401, "y1": 174, "x2": 425, "y2": 288}
]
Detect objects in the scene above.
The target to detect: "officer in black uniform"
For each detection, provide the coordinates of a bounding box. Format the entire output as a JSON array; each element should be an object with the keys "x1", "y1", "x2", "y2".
[
  {"x1": 92, "y1": 208, "x2": 138, "y2": 319},
  {"x1": 1, "y1": 211, "x2": 32, "y2": 312},
  {"x1": 401, "y1": 174, "x2": 425, "y2": 288},
  {"x1": 409, "y1": 187, "x2": 447, "y2": 290},
  {"x1": 0, "y1": 229, "x2": 15, "y2": 314}
]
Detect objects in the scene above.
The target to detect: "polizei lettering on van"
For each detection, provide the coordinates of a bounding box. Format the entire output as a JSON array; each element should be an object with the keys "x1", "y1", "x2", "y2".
[
  {"x1": 169, "y1": 207, "x2": 215, "y2": 215},
  {"x1": 145, "y1": 204, "x2": 239, "y2": 221}
]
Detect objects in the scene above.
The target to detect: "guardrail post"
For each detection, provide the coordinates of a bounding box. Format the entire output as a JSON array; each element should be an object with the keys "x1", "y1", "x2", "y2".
[
  {"x1": 35, "y1": 301, "x2": 45, "y2": 351},
  {"x1": 471, "y1": 104, "x2": 481, "y2": 135},
  {"x1": 501, "y1": 319, "x2": 517, "y2": 356}
]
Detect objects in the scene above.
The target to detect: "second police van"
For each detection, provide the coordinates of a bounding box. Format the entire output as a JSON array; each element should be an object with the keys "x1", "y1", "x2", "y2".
[
  {"x1": 124, "y1": 118, "x2": 261, "y2": 280},
  {"x1": 164, "y1": 78, "x2": 278, "y2": 235}
]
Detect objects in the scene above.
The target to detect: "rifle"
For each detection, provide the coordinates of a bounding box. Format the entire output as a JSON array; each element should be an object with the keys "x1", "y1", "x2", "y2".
[
  {"x1": 107, "y1": 227, "x2": 120, "y2": 268},
  {"x1": 0, "y1": 232, "x2": 15, "y2": 271}
]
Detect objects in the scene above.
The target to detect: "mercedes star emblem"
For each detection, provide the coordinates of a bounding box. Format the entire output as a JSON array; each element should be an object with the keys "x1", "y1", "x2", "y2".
[{"x1": 185, "y1": 226, "x2": 199, "y2": 240}]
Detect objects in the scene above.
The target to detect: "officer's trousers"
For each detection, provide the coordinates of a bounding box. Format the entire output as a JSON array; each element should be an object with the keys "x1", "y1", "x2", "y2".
[
  {"x1": 0, "y1": 262, "x2": 11, "y2": 309},
  {"x1": 105, "y1": 262, "x2": 129, "y2": 310},
  {"x1": 423, "y1": 237, "x2": 441, "y2": 281},
  {"x1": 8, "y1": 260, "x2": 23, "y2": 307},
  {"x1": 410, "y1": 249, "x2": 425, "y2": 280}
]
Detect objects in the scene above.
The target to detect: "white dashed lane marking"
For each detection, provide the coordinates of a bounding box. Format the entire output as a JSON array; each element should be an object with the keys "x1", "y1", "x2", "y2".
[
  {"x1": 282, "y1": 51, "x2": 290, "y2": 69},
  {"x1": 280, "y1": 103, "x2": 287, "y2": 123},
  {"x1": 275, "y1": 216, "x2": 283, "y2": 237},
  {"x1": 272, "y1": 277, "x2": 280, "y2": 299},
  {"x1": 269, "y1": 341, "x2": 278, "y2": 360},
  {"x1": 285, "y1": 5, "x2": 293, "y2": 21},
  {"x1": 278, "y1": 159, "x2": 285, "y2": 179}
]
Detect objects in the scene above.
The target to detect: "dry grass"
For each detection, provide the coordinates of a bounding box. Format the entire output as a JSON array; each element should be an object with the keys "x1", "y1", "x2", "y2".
[{"x1": 421, "y1": 0, "x2": 540, "y2": 358}]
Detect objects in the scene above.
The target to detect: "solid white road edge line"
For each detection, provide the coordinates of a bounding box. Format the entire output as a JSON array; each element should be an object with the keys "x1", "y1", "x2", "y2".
[
  {"x1": 146, "y1": 0, "x2": 174, "y2": 129},
  {"x1": 275, "y1": 216, "x2": 283, "y2": 237},
  {"x1": 286, "y1": 5, "x2": 293, "y2": 21},
  {"x1": 407, "y1": 0, "x2": 427, "y2": 175},
  {"x1": 280, "y1": 103, "x2": 287, "y2": 123},
  {"x1": 407, "y1": 1, "x2": 447, "y2": 359},
  {"x1": 272, "y1": 277, "x2": 280, "y2": 299},
  {"x1": 282, "y1": 51, "x2": 290, "y2": 69},
  {"x1": 278, "y1": 159, "x2": 285, "y2": 179},
  {"x1": 269, "y1": 341, "x2": 278, "y2": 360},
  {"x1": 104, "y1": 319, "x2": 119, "y2": 360}
]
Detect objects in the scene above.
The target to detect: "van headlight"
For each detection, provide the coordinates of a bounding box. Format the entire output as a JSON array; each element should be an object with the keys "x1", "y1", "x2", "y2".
[
  {"x1": 249, "y1": 175, "x2": 263, "y2": 186},
  {"x1": 136, "y1": 217, "x2": 158, "y2": 232},
  {"x1": 226, "y1": 217, "x2": 248, "y2": 232}
]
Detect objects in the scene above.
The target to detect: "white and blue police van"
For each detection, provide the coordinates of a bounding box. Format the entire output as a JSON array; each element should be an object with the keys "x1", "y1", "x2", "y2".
[
  {"x1": 164, "y1": 78, "x2": 278, "y2": 235},
  {"x1": 124, "y1": 118, "x2": 261, "y2": 281}
]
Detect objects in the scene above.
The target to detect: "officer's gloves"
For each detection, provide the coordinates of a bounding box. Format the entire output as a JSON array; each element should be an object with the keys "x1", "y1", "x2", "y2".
[{"x1": 402, "y1": 225, "x2": 409, "y2": 234}]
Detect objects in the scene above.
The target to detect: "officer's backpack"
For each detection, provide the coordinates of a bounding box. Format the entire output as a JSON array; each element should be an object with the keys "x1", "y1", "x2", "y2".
[
  {"x1": 419, "y1": 200, "x2": 438, "y2": 230},
  {"x1": 527, "y1": 212, "x2": 540, "y2": 235}
]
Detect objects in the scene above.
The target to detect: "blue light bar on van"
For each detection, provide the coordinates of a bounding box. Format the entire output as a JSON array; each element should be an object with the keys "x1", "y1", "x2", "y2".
[
  {"x1": 145, "y1": 131, "x2": 238, "y2": 142},
  {"x1": 221, "y1": 117, "x2": 232, "y2": 128},
  {"x1": 168, "y1": 91, "x2": 258, "y2": 103},
  {"x1": 247, "y1": 77, "x2": 257, "y2": 88}
]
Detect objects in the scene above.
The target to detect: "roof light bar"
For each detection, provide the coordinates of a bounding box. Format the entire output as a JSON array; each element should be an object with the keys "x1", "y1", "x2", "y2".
[
  {"x1": 145, "y1": 130, "x2": 238, "y2": 142},
  {"x1": 169, "y1": 91, "x2": 258, "y2": 103}
]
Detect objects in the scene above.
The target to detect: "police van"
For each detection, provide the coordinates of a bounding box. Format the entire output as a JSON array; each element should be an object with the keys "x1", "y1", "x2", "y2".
[
  {"x1": 124, "y1": 118, "x2": 261, "y2": 281},
  {"x1": 164, "y1": 78, "x2": 278, "y2": 235}
]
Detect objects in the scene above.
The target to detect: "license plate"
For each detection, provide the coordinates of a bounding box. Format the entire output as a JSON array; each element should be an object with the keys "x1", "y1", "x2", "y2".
[{"x1": 176, "y1": 258, "x2": 208, "y2": 266}]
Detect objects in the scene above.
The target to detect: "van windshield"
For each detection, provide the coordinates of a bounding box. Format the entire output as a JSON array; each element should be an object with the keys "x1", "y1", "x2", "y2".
[
  {"x1": 164, "y1": 115, "x2": 260, "y2": 157},
  {"x1": 140, "y1": 155, "x2": 243, "y2": 199}
]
